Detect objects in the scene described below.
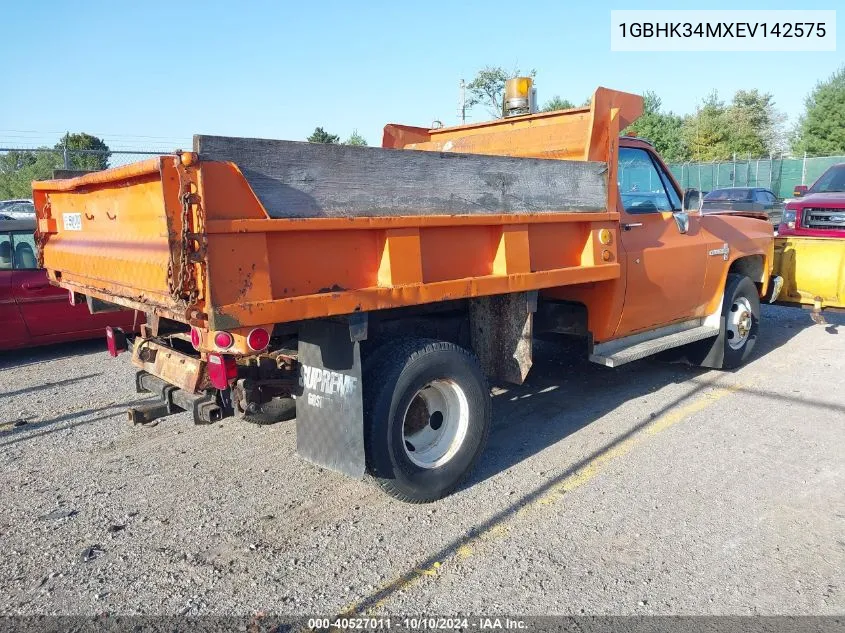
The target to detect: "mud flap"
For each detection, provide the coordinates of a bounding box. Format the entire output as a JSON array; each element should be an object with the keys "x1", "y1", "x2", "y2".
[
  {"x1": 296, "y1": 318, "x2": 366, "y2": 478},
  {"x1": 469, "y1": 291, "x2": 536, "y2": 384},
  {"x1": 696, "y1": 314, "x2": 727, "y2": 369}
]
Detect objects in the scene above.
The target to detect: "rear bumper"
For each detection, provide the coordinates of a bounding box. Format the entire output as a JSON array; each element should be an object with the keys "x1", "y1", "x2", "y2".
[
  {"x1": 127, "y1": 337, "x2": 233, "y2": 425},
  {"x1": 131, "y1": 338, "x2": 207, "y2": 392},
  {"x1": 133, "y1": 371, "x2": 230, "y2": 425}
]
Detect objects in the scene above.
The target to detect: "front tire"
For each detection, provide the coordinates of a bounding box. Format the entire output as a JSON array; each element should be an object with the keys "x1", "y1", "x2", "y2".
[
  {"x1": 364, "y1": 339, "x2": 491, "y2": 503},
  {"x1": 689, "y1": 273, "x2": 760, "y2": 369}
]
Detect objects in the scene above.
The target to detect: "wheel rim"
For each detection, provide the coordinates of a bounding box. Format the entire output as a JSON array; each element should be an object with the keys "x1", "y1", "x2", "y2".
[
  {"x1": 727, "y1": 296, "x2": 754, "y2": 350},
  {"x1": 401, "y1": 379, "x2": 469, "y2": 469}
]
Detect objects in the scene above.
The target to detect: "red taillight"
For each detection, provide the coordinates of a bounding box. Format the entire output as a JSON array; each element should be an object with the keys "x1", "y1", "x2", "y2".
[
  {"x1": 246, "y1": 327, "x2": 270, "y2": 351},
  {"x1": 207, "y1": 353, "x2": 238, "y2": 389},
  {"x1": 214, "y1": 331, "x2": 234, "y2": 349},
  {"x1": 190, "y1": 327, "x2": 201, "y2": 349},
  {"x1": 105, "y1": 326, "x2": 127, "y2": 358}
]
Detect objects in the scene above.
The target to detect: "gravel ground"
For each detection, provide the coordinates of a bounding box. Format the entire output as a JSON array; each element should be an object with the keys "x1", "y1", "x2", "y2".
[{"x1": 0, "y1": 305, "x2": 843, "y2": 616}]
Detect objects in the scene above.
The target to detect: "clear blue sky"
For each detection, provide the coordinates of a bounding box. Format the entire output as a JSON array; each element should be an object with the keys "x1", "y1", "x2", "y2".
[{"x1": 0, "y1": 0, "x2": 841, "y2": 152}]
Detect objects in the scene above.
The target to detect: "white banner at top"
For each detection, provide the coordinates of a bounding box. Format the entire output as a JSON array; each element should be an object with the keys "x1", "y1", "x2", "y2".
[{"x1": 611, "y1": 10, "x2": 836, "y2": 52}]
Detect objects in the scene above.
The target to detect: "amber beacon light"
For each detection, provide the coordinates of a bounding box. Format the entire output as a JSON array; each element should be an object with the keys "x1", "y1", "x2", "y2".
[{"x1": 503, "y1": 76, "x2": 537, "y2": 118}]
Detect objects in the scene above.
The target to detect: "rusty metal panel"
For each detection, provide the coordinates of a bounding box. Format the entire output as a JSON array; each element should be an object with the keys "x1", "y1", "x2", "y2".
[
  {"x1": 469, "y1": 291, "x2": 536, "y2": 385},
  {"x1": 33, "y1": 157, "x2": 184, "y2": 313},
  {"x1": 131, "y1": 339, "x2": 206, "y2": 393},
  {"x1": 384, "y1": 87, "x2": 643, "y2": 164}
]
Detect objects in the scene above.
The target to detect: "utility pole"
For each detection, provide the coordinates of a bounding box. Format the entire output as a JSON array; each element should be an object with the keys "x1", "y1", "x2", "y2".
[
  {"x1": 458, "y1": 79, "x2": 467, "y2": 125},
  {"x1": 62, "y1": 132, "x2": 70, "y2": 169},
  {"x1": 802, "y1": 151, "x2": 808, "y2": 185}
]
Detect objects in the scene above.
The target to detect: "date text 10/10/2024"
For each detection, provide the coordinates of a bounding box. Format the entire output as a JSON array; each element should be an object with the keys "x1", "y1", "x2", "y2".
[{"x1": 307, "y1": 617, "x2": 528, "y2": 630}]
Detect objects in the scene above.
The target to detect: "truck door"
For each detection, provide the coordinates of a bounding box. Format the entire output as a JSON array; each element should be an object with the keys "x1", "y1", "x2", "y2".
[
  {"x1": 0, "y1": 232, "x2": 29, "y2": 348},
  {"x1": 614, "y1": 147, "x2": 709, "y2": 337}
]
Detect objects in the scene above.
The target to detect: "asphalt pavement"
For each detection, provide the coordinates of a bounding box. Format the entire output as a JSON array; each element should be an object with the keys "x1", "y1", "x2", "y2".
[{"x1": 0, "y1": 305, "x2": 842, "y2": 616}]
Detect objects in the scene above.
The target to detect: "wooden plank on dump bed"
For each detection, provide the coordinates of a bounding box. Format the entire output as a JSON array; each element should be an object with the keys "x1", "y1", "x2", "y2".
[{"x1": 194, "y1": 135, "x2": 608, "y2": 219}]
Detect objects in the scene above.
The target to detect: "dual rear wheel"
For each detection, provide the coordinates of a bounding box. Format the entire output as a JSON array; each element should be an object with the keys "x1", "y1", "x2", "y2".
[
  {"x1": 363, "y1": 339, "x2": 492, "y2": 503},
  {"x1": 363, "y1": 274, "x2": 762, "y2": 502},
  {"x1": 239, "y1": 274, "x2": 761, "y2": 503},
  {"x1": 238, "y1": 337, "x2": 492, "y2": 503}
]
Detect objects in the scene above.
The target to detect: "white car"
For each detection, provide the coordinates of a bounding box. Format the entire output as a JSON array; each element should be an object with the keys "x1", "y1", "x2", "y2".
[{"x1": 0, "y1": 199, "x2": 36, "y2": 219}]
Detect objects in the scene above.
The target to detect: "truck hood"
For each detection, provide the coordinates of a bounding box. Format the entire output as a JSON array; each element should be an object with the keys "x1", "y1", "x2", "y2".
[
  {"x1": 702, "y1": 201, "x2": 763, "y2": 211},
  {"x1": 699, "y1": 206, "x2": 770, "y2": 222},
  {"x1": 792, "y1": 192, "x2": 845, "y2": 207}
]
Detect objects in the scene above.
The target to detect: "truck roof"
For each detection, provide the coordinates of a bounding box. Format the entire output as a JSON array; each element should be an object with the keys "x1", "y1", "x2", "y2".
[{"x1": 619, "y1": 135, "x2": 654, "y2": 148}]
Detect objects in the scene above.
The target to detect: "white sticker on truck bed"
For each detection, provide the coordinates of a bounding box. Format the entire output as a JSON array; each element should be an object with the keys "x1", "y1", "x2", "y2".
[{"x1": 63, "y1": 213, "x2": 82, "y2": 231}]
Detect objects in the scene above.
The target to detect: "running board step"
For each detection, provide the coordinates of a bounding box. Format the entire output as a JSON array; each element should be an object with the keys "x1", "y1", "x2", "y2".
[{"x1": 590, "y1": 324, "x2": 720, "y2": 368}]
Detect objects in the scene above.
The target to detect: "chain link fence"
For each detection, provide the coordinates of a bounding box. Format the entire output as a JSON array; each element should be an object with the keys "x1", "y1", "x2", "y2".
[
  {"x1": 0, "y1": 147, "x2": 167, "y2": 169},
  {"x1": 0, "y1": 147, "x2": 181, "y2": 200},
  {"x1": 669, "y1": 154, "x2": 845, "y2": 199}
]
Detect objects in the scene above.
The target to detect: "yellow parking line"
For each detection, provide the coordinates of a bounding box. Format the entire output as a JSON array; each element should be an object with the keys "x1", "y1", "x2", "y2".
[
  {"x1": 533, "y1": 384, "x2": 744, "y2": 508},
  {"x1": 338, "y1": 381, "x2": 744, "y2": 616}
]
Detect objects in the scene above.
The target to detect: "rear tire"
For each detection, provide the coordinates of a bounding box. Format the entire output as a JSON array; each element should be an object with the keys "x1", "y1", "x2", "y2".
[
  {"x1": 241, "y1": 396, "x2": 296, "y2": 425},
  {"x1": 364, "y1": 338, "x2": 491, "y2": 503},
  {"x1": 688, "y1": 273, "x2": 760, "y2": 369}
]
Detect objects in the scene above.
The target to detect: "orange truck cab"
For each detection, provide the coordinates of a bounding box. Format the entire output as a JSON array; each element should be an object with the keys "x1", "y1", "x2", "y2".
[{"x1": 32, "y1": 87, "x2": 775, "y2": 502}]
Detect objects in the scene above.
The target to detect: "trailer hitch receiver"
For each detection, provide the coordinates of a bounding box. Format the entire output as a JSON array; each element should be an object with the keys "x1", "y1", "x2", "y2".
[{"x1": 131, "y1": 371, "x2": 233, "y2": 425}]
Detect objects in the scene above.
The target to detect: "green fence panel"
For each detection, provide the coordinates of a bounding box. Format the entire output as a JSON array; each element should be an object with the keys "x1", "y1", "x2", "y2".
[
  {"x1": 779, "y1": 160, "x2": 803, "y2": 198},
  {"x1": 667, "y1": 156, "x2": 845, "y2": 200}
]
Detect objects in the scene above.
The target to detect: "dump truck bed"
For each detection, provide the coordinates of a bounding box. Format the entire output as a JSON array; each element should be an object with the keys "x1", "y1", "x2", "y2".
[{"x1": 33, "y1": 88, "x2": 642, "y2": 332}]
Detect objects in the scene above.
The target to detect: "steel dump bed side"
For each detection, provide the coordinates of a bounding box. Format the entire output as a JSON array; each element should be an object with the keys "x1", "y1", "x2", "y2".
[{"x1": 33, "y1": 88, "x2": 643, "y2": 332}]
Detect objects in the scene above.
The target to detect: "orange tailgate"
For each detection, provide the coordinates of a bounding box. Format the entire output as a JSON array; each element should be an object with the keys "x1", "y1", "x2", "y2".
[{"x1": 32, "y1": 156, "x2": 196, "y2": 322}]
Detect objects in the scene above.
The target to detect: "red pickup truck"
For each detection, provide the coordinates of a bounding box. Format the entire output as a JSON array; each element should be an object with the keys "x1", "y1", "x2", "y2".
[
  {"x1": 0, "y1": 216, "x2": 140, "y2": 351},
  {"x1": 780, "y1": 163, "x2": 845, "y2": 237}
]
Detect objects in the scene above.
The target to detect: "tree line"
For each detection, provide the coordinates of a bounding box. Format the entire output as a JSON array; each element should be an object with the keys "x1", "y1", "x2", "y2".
[
  {"x1": 309, "y1": 64, "x2": 845, "y2": 162},
  {"x1": 0, "y1": 133, "x2": 110, "y2": 199},
  {"x1": 3, "y1": 66, "x2": 843, "y2": 199},
  {"x1": 307, "y1": 128, "x2": 368, "y2": 146},
  {"x1": 0, "y1": 127, "x2": 368, "y2": 199},
  {"x1": 464, "y1": 64, "x2": 845, "y2": 163}
]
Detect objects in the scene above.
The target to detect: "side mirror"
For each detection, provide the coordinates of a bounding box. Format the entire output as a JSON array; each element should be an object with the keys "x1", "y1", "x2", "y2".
[
  {"x1": 683, "y1": 189, "x2": 702, "y2": 211},
  {"x1": 673, "y1": 210, "x2": 690, "y2": 234},
  {"x1": 793, "y1": 185, "x2": 808, "y2": 197}
]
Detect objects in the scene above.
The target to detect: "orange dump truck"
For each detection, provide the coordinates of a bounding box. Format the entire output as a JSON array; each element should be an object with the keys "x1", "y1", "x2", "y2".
[{"x1": 33, "y1": 88, "x2": 775, "y2": 502}]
